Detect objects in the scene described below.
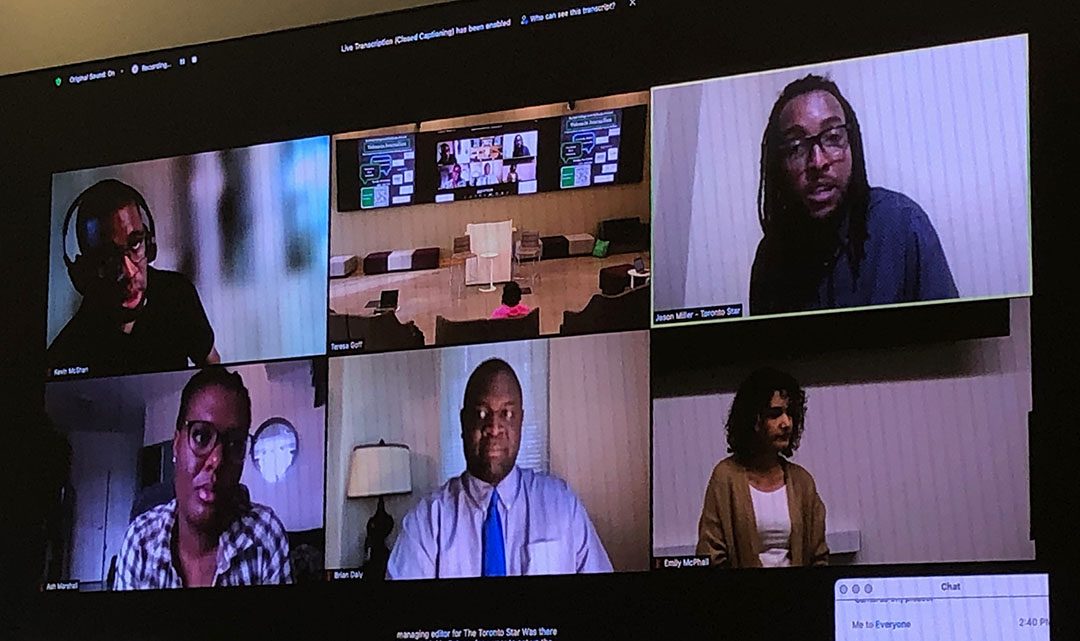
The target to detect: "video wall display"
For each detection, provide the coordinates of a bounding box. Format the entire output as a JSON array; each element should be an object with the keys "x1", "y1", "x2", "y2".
[
  {"x1": 327, "y1": 94, "x2": 653, "y2": 360},
  {"x1": 650, "y1": 35, "x2": 1031, "y2": 326},
  {"x1": 334, "y1": 104, "x2": 648, "y2": 213}
]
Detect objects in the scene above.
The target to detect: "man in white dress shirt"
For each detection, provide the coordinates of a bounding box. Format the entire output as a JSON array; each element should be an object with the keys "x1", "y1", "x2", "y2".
[{"x1": 386, "y1": 358, "x2": 613, "y2": 579}]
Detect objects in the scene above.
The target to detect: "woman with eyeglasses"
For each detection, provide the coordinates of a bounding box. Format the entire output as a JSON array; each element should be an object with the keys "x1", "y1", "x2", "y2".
[
  {"x1": 114, "y1": 366, "x2": 292, "y2": 589},
  {"x1": 696, "y1": 367, "x2": 828, "y2": 568}
]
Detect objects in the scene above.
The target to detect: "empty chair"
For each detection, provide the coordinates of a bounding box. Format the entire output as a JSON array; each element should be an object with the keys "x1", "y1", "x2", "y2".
[
  {"x1": 514, "y1": 230, "x2": 543, "y2": 289},
  {"x1": 449, "y1": 234, "x2": 476, "y2": 299}
]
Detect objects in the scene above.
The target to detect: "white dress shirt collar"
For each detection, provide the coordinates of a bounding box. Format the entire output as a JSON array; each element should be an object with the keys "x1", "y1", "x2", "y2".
[{"x1": 462, "y1": 464, "x2": 522, "y2": 513}]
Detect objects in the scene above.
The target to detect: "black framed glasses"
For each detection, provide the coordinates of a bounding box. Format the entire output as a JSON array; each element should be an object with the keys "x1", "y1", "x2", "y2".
[
  {"x1": 779, "y1": 123, "x2": 850, "y2": 165},
  {"x1": 181, "y1": 420, "x2": 250, "y2": 463},
  {"x1": 87, "y1": 230, "x2": 149, "y2": 279}
]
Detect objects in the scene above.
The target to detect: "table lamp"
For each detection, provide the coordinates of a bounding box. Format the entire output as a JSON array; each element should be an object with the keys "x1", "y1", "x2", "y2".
[{"x1": 346, "y1": 439, "x2": 411, "y2": 580}]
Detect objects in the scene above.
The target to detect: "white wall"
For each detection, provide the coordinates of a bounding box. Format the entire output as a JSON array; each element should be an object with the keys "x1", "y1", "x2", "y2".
[
  {"x1": 46, "y1": 374, "x2": 150, "y2": 583},
  {"x1": 549, "y1": 331, "x2": 651, "y2": 573},
  {"x1": 652, "y1": 34, "x2": 1031, "y2": 312},
  {"x1": 0, "y1": 0, "x2": 452, "y2": 76},
  {"x1": 326, "y1": 331, "x2": 650, "y2": 572},
  {"x1": 652, "y1": 298, "x2": 1034, "y2": 564}
]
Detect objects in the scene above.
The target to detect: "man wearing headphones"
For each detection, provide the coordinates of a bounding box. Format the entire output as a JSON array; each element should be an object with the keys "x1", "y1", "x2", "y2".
[{"x1": 48, "y1": 179, "x2": 220, "y2": 376}]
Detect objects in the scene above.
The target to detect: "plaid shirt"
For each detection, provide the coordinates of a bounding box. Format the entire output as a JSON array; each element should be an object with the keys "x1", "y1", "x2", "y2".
[{"x1": 114, "y1": 498, "x2": 292, "y2": 590}]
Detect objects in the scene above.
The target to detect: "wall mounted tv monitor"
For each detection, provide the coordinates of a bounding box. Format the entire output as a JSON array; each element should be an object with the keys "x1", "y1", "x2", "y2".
[
  {"x1": 559, "y1": 109, "x2": 623, "y2": 189},
  {"x1": 358, "y1": 134, "x2": 416, "y2": 210},
  {"x1": 434, "y1": 127, "x2": 540, "y2": 202},
  {"x1": 334, "y1": 106, "x2": 647, "y2": 212}
]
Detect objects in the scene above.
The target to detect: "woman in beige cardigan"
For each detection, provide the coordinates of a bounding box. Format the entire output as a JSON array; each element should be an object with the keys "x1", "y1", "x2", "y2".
[{"x1": 696, "y1": 367, "x2": 828, "y2": 568}]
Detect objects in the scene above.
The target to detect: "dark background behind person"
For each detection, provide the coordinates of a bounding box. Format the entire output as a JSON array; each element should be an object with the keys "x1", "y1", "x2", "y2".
[{"x1": 0, "y1": 0, "x2": 1076, "y2": 639}]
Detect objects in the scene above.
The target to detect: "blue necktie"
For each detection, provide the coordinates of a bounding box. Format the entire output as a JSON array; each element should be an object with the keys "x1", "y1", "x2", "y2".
[{"x1": 482, "y1": 489, "x2": 506, "y2": 576}]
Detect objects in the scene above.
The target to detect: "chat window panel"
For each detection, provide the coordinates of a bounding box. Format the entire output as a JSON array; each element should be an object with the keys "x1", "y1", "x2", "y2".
[{"x1": 834, "y1": 574, "x2": 1049, "y2": 640}]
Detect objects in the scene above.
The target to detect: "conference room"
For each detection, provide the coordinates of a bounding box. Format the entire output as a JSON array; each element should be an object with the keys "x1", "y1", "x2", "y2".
[{"x1": 327, "y1": 92, "x2": 652, "y2": 354}]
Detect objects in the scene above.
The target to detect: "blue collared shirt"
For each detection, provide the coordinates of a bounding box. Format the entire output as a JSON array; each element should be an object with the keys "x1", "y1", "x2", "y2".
[
  {"x1": 387, "y1": 466, "x2": 613, "y2": 579},
  {"x1": 750, "y1": 187, "x2": 959, "y2": 315}
]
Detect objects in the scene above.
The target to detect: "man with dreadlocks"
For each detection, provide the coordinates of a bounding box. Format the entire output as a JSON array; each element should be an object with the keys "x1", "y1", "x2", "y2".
[{"x1": 749, "y1": 74, "x2": 958, "y2": 315}]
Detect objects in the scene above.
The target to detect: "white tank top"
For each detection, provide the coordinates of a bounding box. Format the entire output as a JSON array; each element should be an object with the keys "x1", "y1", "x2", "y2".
[{"x1": 750, "y1": 484, "x2": 792, "y2": 567}]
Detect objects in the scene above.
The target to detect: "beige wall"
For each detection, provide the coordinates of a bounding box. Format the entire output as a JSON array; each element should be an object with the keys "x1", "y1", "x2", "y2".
[
  {"x1": 1, "y1": 0, "x2": 451, "y2": 76},
  {"x1": 327, "y1": 347, "x2": 447, "y2": 570},
  {"x1": 330, "y1": 92, "x2": 651, "y2": 260},
  {"x1": 549, "y1": 330, "x2": 651, "y2": 573},
  {"x1": 325, "y1": 331, "x2": 651, "y2": 572}
]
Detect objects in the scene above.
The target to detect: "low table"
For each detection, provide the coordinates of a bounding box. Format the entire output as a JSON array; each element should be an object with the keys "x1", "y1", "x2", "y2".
[
  {"x1": 363, "y1": 247, "x2": 440, "y2": 275},
  {"x1": 540, "y1": 235, "x2": 569, "y2": 260},
  {"x1": 330, "y1": 254, "x2": 357, "y2": 278},
  {"x1": 628, "y1": 268, "x2": 650, "y2": 289},
  {"x1": 363, "y1": 300, "x2": 400, "y2": 317},
  {"x1": 479, "y1": 252, "x2": 499, "y2": 293},
  {"x1": 565, "y1": 233, "x2": 595, "y2": 256}
]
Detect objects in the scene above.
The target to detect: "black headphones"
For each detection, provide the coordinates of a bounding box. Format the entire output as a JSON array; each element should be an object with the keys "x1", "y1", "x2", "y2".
[{"x1": 61, "y1": 179, "x2": 158, "y2": 296}]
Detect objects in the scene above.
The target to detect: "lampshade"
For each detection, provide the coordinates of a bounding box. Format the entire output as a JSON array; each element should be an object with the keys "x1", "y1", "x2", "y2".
[{"x1": 347, "y1": 441, "x2": 412, "y2": 498}]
